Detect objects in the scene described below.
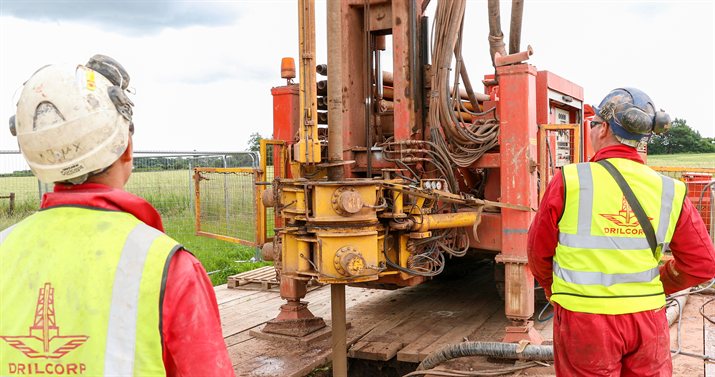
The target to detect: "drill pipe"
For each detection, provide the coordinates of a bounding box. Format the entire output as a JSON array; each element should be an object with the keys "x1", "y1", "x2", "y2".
[{"x1": 326, "y1": 0, "x2": 344, "y2": 181}]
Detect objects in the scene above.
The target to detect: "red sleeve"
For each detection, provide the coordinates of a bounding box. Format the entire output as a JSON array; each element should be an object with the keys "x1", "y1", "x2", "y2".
[
  {"x1": 659, "y1": 198, "x2": 715, "y2": 295},
  {"x1": 161, "y1": 250, "x2": 235, "y2": 376},
  {"x1": 527, "y1": 170, "x2": 565, "y2": 299}
]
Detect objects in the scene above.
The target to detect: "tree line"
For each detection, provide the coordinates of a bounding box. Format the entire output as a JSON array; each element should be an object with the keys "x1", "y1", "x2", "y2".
[{"x1": 647, "y1": 118, "x2": 715, "y2": 155}]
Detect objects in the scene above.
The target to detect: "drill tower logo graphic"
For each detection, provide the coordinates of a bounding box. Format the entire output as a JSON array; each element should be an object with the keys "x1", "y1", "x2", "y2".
[
  {"x1": 1, "y1": 283, "x2": 88, "y2": 359},
  {"x1": 600, "y1": 196, "x2": 652, "y2": 235}
]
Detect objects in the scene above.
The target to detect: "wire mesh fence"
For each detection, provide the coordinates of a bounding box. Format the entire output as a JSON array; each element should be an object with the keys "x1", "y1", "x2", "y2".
[
  {"x1": 652, "y1": 167, "x2": 715, "y2": 240},
  {"x1": 264, "y1": 143, "x2": 276, "y2": 239},
  {"x1": 0, "y1": 150, "x2": 258, "y2": 233},
  {"x1": 194, "y1": 168, "x2": 258, "y2": 246}
]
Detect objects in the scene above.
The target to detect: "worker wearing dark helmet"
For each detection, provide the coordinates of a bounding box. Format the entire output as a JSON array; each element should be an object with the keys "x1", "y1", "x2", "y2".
[
  {"x1": 0, "y1": 56, "x2": 234, "y2": 376},
  {"x1": 528, "y1": 88, "x2": 715, "y2": 376}
]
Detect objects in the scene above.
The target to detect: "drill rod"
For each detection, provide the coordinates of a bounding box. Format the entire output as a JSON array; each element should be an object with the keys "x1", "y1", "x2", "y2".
[{"x1": 331, "y1": 284, "x2": 347, "y2": 377}]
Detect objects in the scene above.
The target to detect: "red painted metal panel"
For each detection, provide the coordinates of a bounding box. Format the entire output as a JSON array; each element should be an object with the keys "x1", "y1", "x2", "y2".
[
  {"x1": 496, "y1": 64, "x2": 538, "y2": 323},
  {"x1": 271, "y1": 85, "x2": 299, "y2": 179},
  {"x1": 271, "y1": 85, "x2": 300, "y2": 145},
  {"x1": 468, "y1": 212, "x2": 502, "y2": 252},
  {"x1": 391, "y1": 0, "x2": 412, "y2": 141},
  {"x1": 471, "y1": 153, "x2": 500, "y2": 168},
  {"x1": 341, "y1": 1, "x2": 367, "y2": 177},
  {"x1": 537, "y1": 71, "x2": 583, "y2": 101},
  {"x1": 497, "y1": 64, "x2": 538, "y2": 256}
]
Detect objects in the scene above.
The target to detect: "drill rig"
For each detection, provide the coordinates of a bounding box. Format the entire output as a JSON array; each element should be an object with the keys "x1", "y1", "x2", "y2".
[{"x1": 214, "y1": 0, "x2": 586, "y2": 369}]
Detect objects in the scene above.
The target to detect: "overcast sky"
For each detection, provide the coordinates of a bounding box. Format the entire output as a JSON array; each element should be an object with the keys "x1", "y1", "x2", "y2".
[{"x1": 1, "y1": 0, "x2": 713, "y2": 155}]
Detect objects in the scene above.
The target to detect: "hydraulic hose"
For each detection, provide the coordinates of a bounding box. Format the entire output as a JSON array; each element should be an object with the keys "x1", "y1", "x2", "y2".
[
  {"x1": 508, "y1": 0, "x2": 524, "y2": 54},
  {"x1": 666, "y1": 289, "x2": 689, "y2": 326},
  {"x1": 417, "y1": 341, "x2": 553, "y2": 371},
  {"x1": 487, "y1": 0, "x2": 507, "y2": 67}
]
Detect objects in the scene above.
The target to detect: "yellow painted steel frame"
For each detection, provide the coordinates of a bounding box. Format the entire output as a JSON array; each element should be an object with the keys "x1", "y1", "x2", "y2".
[
  {"x1": 193, "y1": 167, "x2": 259, "y2": 247},
  {"x1": 538, "y1": 123, "x2": 581, "y2": 201},
  {"x1": 258, "y1": 139, "x2": 287, "y2": 245},
  {"x1": 296, "y1": 0, "x2": 321, "y2": 164}
]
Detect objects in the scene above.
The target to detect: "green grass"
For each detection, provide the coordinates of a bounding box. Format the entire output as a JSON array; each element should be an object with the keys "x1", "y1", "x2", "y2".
[
  {"x1": 162, "y1": 209, "x2": 271, "y2": 285},
  {"x1": 646, "y1": 153, "x2": 715, "y2": 168}
]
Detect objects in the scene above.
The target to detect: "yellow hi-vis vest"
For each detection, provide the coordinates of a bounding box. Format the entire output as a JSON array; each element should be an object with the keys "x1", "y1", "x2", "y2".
[
  {"x1": 0, "y1": 206, "x2": 181, "y2": 376},
  {"x1": 551, "y1": 158, "x2": 686, "y2": 314}
]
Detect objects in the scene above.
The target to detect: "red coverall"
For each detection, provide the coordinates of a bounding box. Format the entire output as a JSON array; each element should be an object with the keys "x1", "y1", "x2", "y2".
[
  {"x1": 527, "y1": 145, "x2": 715, "y2": 376},
  {"x1": 42, "y1": 183, "x2": 236, "y2": 377}
]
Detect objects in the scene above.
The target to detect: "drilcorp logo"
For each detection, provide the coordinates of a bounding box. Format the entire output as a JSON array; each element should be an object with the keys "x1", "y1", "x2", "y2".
[
  {"x1": 1, "y1": 283, "x2": 89, "y2": 374},
  {"x1": 599, "y1": 196, "x2": 652, "y2": 235}
]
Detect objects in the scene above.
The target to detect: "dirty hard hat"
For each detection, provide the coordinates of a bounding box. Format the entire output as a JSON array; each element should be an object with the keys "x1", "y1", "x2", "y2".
[
  {"x1": 9, "y1": 55, "x2": 134, "y2": 184},
  {"x1": 592, "y1": 88, "x2": 671, "y2": 147}
]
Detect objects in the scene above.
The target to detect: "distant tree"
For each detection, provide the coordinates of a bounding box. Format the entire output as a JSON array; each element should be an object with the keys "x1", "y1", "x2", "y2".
[
  {"x1": 647, "y1": 118, "x2": 715, "y2": 154},
  {"x1": 225, "y1": 153, "x2": 255, "y2": 168},
  {"x1": 0, "y1": 170, "x2": 33, "y2": 177},
  {"x1": 248, "y1": 132, "x2": 263, "y2": 152}
]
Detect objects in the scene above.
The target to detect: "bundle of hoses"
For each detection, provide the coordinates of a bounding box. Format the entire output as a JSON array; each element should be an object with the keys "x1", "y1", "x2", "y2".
[
  {"x1": 417, "y1": 342, "x2": 553, "y2": 371},
  {"x1": 429, "y1": 0, "x2": 500, "y2": 168}
]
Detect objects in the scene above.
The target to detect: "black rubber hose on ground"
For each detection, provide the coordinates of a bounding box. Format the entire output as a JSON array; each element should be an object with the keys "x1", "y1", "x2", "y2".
[{"x1": 417, "y1": 342, "x2": 554, "y2": 371}]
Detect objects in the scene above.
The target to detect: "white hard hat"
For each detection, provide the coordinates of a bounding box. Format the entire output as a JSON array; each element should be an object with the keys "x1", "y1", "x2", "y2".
[{"x1": 11, "y1": 55, "x2": 133, "y2": 184}]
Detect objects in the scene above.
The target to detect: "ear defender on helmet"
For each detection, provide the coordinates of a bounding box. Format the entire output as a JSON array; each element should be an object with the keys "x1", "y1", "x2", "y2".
[
  {"x1": 9, "y1": 115, "x2": 16, "y2": 136},
  {"x1": 86, "y1": 54, "x2": 134, "y2": 131},
  {"x1": 619, "y1": 105, "x2": 654, "y2": 135},
  {"x1": 653, "y1": 110, "x2": 671, "y2": 134}
]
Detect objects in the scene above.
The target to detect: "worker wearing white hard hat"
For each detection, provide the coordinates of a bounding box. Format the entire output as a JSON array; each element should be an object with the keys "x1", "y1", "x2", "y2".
[
  {"x1": 0, "y1": 55, "x2": 234, "y2": 376},
  {"x1": 528, "y1": 88, "x2": 715, "y2": 376}
]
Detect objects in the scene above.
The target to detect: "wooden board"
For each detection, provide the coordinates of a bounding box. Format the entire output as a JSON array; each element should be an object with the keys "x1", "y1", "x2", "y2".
[
  {"x1": 227, "y1": 266, "x2": 280, "y2": 290},
  {"x1": 218, "y1": 264, "x2": 707, "y2": 377},
  {"x1": 226, "y1": 266, "x2": 323, "y2": 291}
]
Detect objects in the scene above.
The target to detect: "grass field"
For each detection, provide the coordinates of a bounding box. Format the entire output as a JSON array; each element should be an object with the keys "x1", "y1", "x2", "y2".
[{"x1": 646, "y1": 153, "x2": 715, "y2": 168}]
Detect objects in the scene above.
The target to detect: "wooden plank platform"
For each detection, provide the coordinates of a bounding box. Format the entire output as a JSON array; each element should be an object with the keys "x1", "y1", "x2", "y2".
[
  {"x1": 217, "y1": 264, "x2": 707, "y2": 377},
  {"x1": 227, "y1": 266, "x2": 280, "y2": 290},
  {"x1": 227, "y1": 266, "x2": 322, "y2": 291}
]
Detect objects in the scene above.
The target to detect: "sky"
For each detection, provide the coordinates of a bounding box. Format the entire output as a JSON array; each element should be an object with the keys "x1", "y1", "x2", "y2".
[{"x1": 0, "y1": 0, "x2": 713, "y2": 156}]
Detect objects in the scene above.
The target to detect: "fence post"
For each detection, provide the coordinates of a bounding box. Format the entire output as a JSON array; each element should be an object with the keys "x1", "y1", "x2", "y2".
[
  {"x1": 7, "y1": 193, "x2": 14, "y2": 215},
  {"x1": 188, "y1": 158, "x2": 194, "y2": 212},
  {"x1": 222, "y1": 155, "x2": 230, "y2": 235}
]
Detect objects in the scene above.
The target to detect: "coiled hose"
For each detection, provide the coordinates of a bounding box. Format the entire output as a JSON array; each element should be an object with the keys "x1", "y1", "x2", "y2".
[
  {"x1": 417, "y1": 341, "x2": 553, "y2": 371},
  {"x1": 415, "y1": 283, "x2": 713, "y2": 373},
  {"x1": 666, "y1": 288, "x2": 689, "y2": 326}
]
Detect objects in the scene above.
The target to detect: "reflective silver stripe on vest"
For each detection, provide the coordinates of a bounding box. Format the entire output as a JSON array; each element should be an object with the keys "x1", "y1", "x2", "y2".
[
  {"x1": 0, "y1": 225, "x2": 17, "y2": 245},
  {"x1": 576, "y1": 164, "x2": 594, "y2": 235},
  {"x1": 554, "y1": 260, "x2": 660, "y2": 287},
  {"x1": 559, "y1": 164, "x2": 677, "y2": 250},
  {"x1": 655, "y1": 176, "x2": 674, "y2": 242},
  {"x1": 559, "y1": 232, "x2": 651, "y2": 250},
  {"x1": 104, "y1": 223, "x2": 162, "y2": 375}
]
